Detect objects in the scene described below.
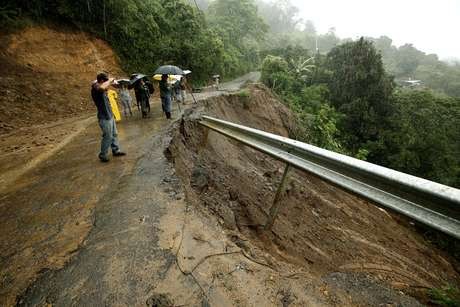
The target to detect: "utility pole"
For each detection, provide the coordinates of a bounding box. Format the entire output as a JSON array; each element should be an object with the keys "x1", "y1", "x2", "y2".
[
  {"x1": 103, "y1": 1, "x2": 107, "y2": 39},
  {"x1": 315, "y1": 36, "x2": 319, "y2": 54}
]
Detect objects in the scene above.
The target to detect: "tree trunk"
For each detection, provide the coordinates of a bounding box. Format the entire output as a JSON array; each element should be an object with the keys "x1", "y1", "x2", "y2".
[{"x1": 103, "y1": 1, "x2": 107, "y2": 39}]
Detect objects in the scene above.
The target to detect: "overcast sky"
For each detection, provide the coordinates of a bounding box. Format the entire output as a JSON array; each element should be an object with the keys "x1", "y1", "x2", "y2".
[{"x1": 287, "y1": 0, "x2": 460, "y2": 59}]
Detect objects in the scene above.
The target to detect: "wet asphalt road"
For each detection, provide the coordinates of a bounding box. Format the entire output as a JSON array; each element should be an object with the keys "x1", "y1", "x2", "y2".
[{"x1": 17, "y1": 120, "x2": 179, "y2": 306}]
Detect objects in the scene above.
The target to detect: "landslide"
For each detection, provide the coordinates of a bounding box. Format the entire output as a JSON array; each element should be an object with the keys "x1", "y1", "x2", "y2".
[
  {"x1": 0, "y1": 25, "x2": 124, "y2": 135},
  {"x1": 167, "y1": 84, "x2": 460, "y2": 305}
]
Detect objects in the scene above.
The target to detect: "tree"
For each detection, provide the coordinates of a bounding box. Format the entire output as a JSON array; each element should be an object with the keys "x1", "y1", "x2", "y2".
[
  {"x1": 207, "y1": 0, "x2": 267, "y2": 46},
  {"x1": 261, "y1": 55, "x2": 289, "y2": 89},
  {"x1": 395, "y1": 44, "x2": 425, "y2": 77},
  {"x1": 374, "y1": 89, "x2": 460, "y2": 187},
  {"x1": 317, "y1": 28, "x2": 340, "y2": 53},
  {"x1": 256, "y1": 0, "x2": 301, "y2": 34},
  {"x1": 326, "y1": 38, "x2": 394, "y2": 152},
  {"x1": 206, "y1": 0, "x2": 268, "y2": 77}
]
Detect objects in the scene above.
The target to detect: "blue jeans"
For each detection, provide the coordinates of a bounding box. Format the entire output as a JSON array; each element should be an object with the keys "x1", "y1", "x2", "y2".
[
  {"x1": 161, "y1": 96, "x2": 172, "y2": 113},
  {"x1": 98, "y1": 118, "x2": 120, "y2": 158}
]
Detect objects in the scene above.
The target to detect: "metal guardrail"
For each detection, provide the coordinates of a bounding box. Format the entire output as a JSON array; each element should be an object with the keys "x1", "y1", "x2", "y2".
[{"x1": 199, "y1": 115, "x2": 460, "y2": 239}]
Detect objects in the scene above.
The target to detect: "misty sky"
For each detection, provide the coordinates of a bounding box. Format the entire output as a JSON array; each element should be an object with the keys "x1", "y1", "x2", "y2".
[{"x1": 287, "y1": 0, "x2": 460, "y2": 59}]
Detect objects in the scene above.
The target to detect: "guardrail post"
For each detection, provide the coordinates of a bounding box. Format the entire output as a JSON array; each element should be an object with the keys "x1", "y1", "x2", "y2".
[
  {"x1": 265, "y1": 164, "x2": 291, "y2": 231},
  {"x1": 199, "y1": 126, "x2": 209, "y2": 149}
]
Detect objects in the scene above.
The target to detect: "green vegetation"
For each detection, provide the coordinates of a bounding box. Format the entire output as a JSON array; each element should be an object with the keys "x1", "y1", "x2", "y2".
[
  {"x1": 207, "y1": 0, "x2": 267, "y2": 77},
  {"x1": 326, "y1": 38, "x2": 395, "y2": 153},
  {"x1": 371, "y1": 36, "x2": 460, "y2": 97},
  {"x1": 261, "y1": 38, "x2": 460, "y2": 187},
  {"x1": 255, "y1": 1, "x2": 460, "y2": 98},
  {"x1": 429, "y1": 285, "x2": 460, "y2": 307}
]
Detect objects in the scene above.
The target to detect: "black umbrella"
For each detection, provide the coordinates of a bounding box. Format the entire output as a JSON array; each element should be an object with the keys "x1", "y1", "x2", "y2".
[
  {"x1": 116, "y1": 78, "x2": 131, "y2": 85},
  {"x1": 129, "y1": 73, "x2": 147, "y2": 85},
  {"x1": 154, "y1": 65, "x2": 184, "y2": 75}
]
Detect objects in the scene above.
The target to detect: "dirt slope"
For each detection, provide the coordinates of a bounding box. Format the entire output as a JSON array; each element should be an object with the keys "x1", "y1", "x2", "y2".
[
  {"x1": 0, "y1": 25, "x2": 124, "y2": 135},
  {"x1": 167, "y1": 84, "x2": 460, "y2": 305}
]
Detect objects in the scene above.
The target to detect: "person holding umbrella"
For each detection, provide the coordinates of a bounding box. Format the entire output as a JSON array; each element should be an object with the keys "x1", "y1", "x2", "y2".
[
  {"x1": 159, "y1": 74, "x2": 172, "y2": 119},
  {"x1": 130, "y1": 74, "x2": 152, "y2": 118},
  {"x1": 155, "y1": 65, "x2": 187, "y2": 119}
]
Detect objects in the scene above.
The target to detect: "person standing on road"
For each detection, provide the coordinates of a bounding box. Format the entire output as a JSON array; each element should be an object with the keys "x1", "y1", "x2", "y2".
[
  {"x1": 119, "y1": 84, "x2": 133, "y2": 117},
  {"x1": 174, "y1": 79, "x2": 182, "y2": 104},
  {"x1": 91, "y1": 72, "x2": 126, "y2": 163},
  {"x1": 180, "y1": 76, "x2": 187, "y2": 103},
  {"x1": 136, "y1": 79, "x2": 150, "y2": 118},
  {"x1": 144, "y1": 78, "x2": 154, "y2": 114},
  {"x1": 159, "y1": 74, "x2": 172, "y2": 119}
]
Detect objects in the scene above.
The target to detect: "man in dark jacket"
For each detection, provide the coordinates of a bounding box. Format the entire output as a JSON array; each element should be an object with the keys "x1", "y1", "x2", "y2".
[
  {"x1": 91, "y1": 72, "x2": 126, "y2": 162},
  {"x1": 132, "y1": 77, "x2": 154, "y2": 117},
  {"x1": 134, "y1": 79, "x2": 151, "y2": 118},
  {"x1": 159, "y1": 74, "x2": 172, "y2": 119}
]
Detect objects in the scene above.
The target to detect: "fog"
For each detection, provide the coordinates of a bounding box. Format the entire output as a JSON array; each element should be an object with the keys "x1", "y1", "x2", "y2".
[{"x1": 278, "y1": 0, "x2": 460, "y2": 59}]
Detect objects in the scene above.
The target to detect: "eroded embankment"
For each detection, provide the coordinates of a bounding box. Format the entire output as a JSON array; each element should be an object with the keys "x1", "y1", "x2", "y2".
[{"x1": 167, "y1": 84, "x2": 460, "y2": 305}]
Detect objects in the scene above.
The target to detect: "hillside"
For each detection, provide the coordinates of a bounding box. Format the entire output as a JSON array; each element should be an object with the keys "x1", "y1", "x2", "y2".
[{"x1": 0, "y1": 26, "x2": 124, "y2": 135}]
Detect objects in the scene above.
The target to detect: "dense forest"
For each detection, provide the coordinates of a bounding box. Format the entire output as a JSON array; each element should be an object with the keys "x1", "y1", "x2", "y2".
[{"x1": 1, "y1": 0, "x2": 459, "y2": 187}]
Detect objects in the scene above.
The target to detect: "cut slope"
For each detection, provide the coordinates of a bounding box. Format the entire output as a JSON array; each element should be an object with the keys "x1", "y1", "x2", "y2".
[
  {"x1": 0, "y1": 25, "x2": 124, "y2": 134},
  {"x1": 167, "y1": 84, "x2": 460, "y2": 305}
]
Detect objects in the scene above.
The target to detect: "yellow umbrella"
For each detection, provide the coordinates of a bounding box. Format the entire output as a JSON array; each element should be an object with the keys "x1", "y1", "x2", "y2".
[{"x1": 153, "y1": 74, "x2": 181, "y2": 82}]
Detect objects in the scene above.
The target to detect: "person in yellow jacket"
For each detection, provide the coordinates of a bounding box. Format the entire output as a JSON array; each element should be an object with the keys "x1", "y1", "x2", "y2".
[{"x1": 107, "y1": 89, "x2": 122, "y2": 121}]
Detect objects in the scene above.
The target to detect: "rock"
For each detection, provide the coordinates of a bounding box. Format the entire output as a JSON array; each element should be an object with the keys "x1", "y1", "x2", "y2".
[{"x1": 191, "y1": 166, "x2": 209, "y2": 192}]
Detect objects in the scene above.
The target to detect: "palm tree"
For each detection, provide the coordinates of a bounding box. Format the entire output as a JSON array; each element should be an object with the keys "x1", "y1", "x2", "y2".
[{"x1": 289, "y1": 56, "x2": 316, "y2": 81}]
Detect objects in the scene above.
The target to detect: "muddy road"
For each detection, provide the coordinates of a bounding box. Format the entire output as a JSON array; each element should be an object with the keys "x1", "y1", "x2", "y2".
[{"x1": 1, "y1": 101, "x2": 171, "y2": 306}]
